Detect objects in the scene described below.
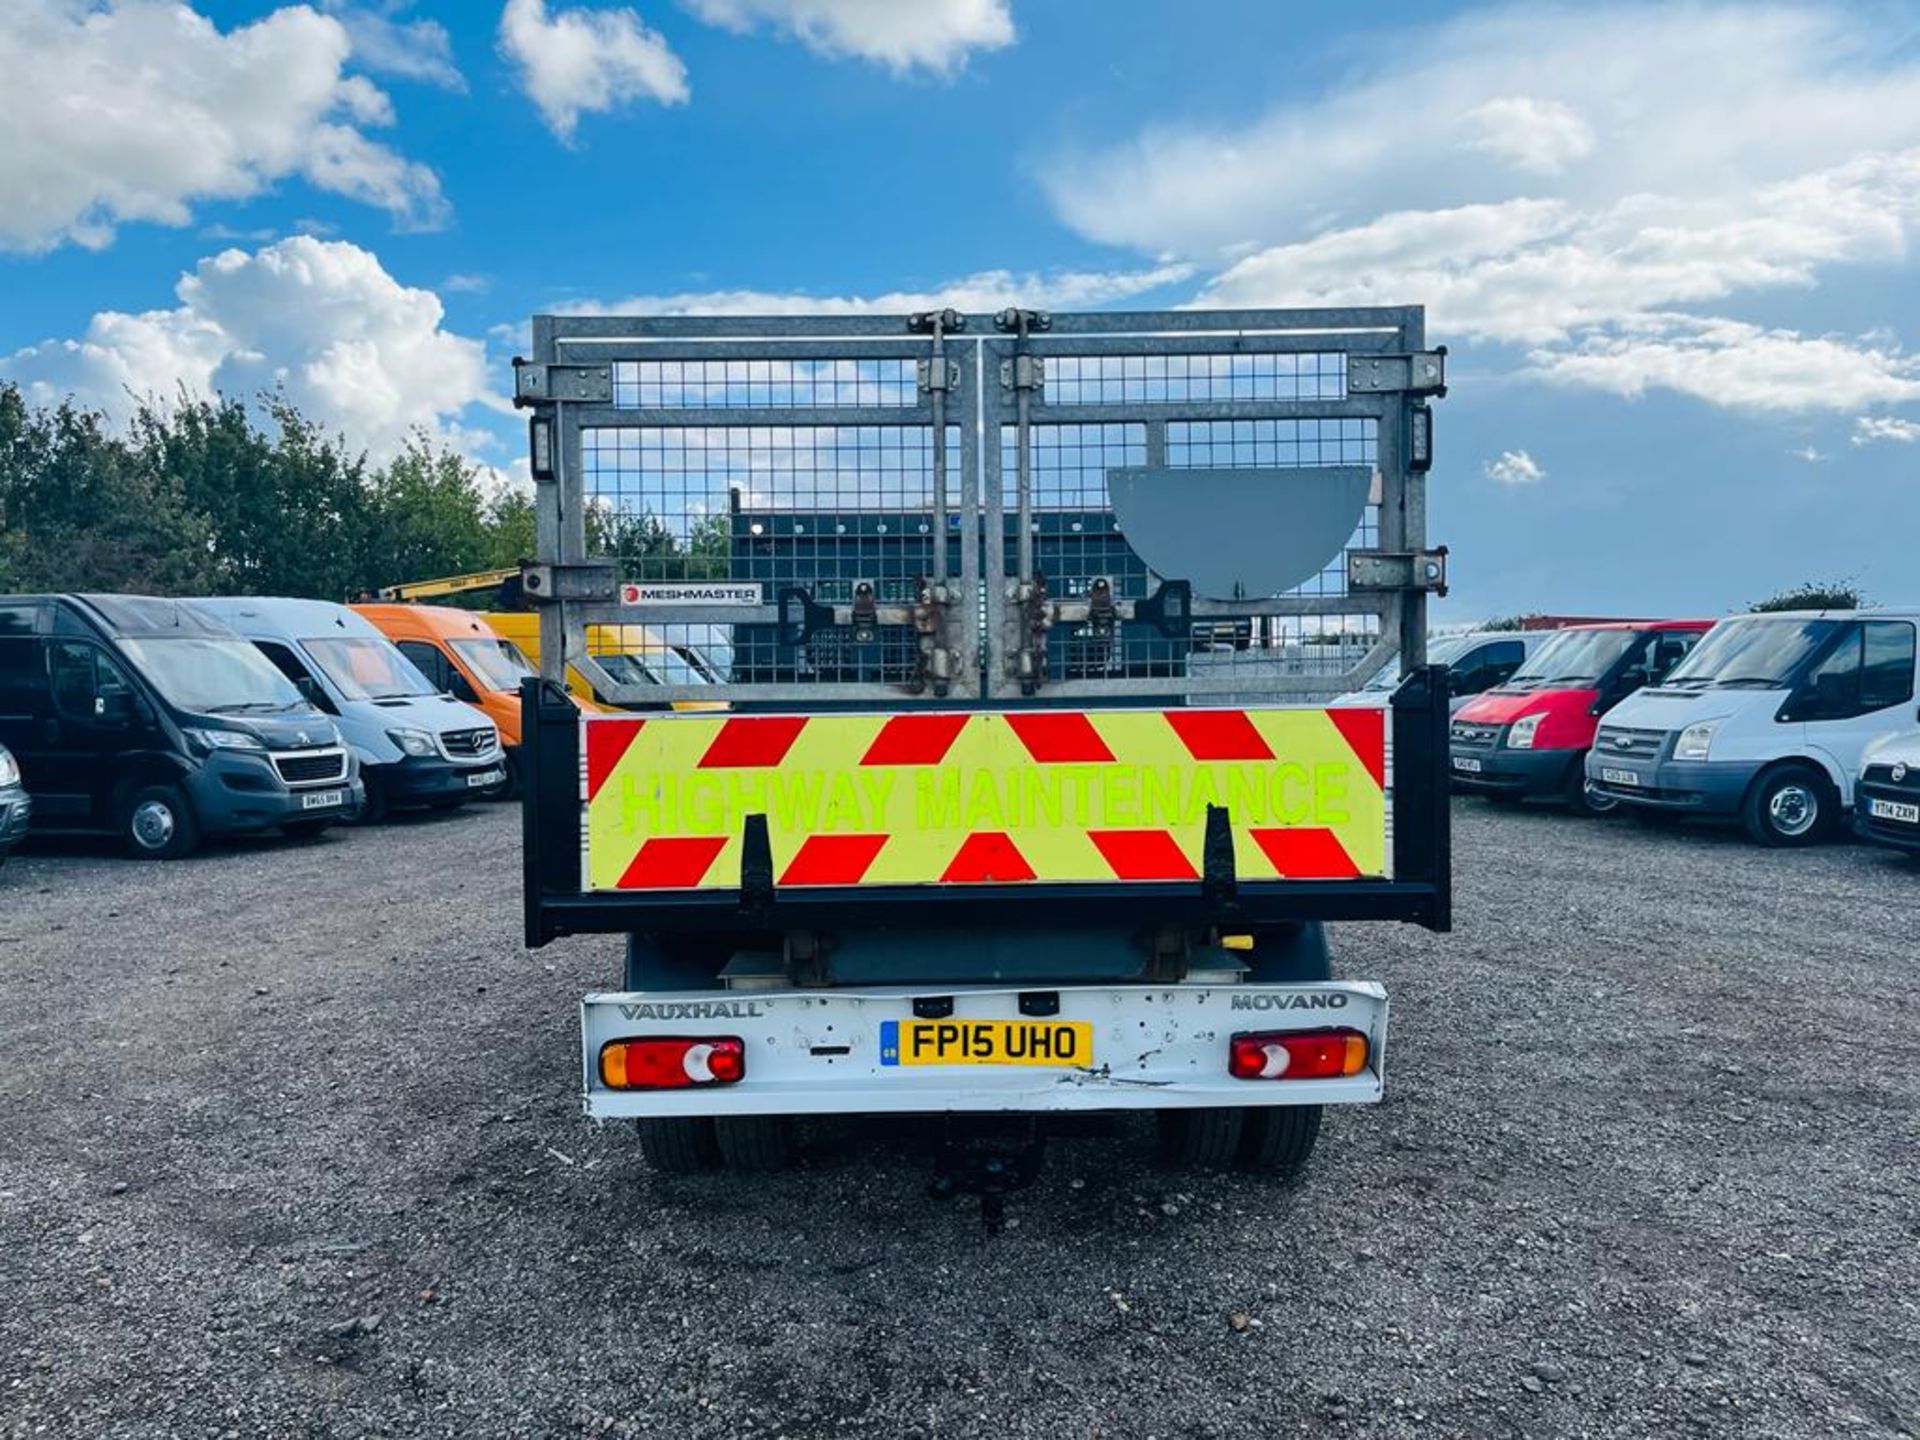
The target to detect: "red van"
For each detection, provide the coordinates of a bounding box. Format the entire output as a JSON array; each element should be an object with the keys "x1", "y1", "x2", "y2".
[{"x1": 1447, "y1": 620, "x2": 1713, "y2": 813}]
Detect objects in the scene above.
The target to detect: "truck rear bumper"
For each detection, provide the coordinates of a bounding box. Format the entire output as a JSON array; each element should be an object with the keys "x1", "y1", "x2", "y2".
[{"x1": 581, "y1": 980, "x2": 1387, "y2": 1119}]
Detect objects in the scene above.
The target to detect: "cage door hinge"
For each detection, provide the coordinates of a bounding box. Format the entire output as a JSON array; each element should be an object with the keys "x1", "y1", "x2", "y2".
[
  {"x1": 519, "y1": 561, "x2": 620, "y2": 603},
  {"x1": 1347, "y1": 547, "x2": 1450, "y2": 597},
  {"x1": 512, "y1": 359, "x2": 613, "y2": 407},
  {"x1": 1344, "y1": 350, "x2": 1448, "y2": 398}
]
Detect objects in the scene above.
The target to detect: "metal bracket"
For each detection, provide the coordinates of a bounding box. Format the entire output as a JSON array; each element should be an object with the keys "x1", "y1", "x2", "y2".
[
  {"x1": 518, "y1": 561, "x2": 619, "y2": 604},
  {"x1": 1348, "y1": 547, "x2": 1450, "y2": 597},
  {"x1": 1345, "y1": 350, "x2": 1448, "y2": 398},
  {"x1": 994, "y1": 308, "x2": 1053, "y2": 333},
  {"x1": 999, "y1": 355, "x2": 1045, "y2": 393},
  {"x1": 907, "y1": 309, "x2": 966, "y2": 335},
  {"x1": 512, "y1": 359, "x2": 613, "y2": 408},
  {"x1": 916, "y1": 359, "x2": 960, "y2": 394}
]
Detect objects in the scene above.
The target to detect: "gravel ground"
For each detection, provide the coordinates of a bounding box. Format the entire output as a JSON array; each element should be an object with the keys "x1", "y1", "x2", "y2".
[{"x1": 1, "y1": 800, "x2": 1916, "y2": 1439}]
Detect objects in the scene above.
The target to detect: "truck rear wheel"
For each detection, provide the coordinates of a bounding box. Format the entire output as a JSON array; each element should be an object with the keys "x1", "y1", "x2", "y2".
[
  {"x1": 1156, "y1": 1108, "x2": 1245, "y2": 1169},
  {"x1": 713, "y1": 1115, "x2": 794, "y2": 1172},
  {"x1": 636, "y1": 1117, "x2": 718, "y2": 1174},
  {"x1": 1237, "y1": 1104, "x2": 1322, "y2": 1174}
]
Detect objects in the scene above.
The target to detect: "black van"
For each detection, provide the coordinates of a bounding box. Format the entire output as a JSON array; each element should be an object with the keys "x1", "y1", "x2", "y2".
[{"x1": 0, "y1": 595, "x2": 364, "y2": 858}]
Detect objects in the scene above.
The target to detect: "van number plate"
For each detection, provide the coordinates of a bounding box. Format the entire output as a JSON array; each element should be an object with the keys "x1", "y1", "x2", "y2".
[
  {"x1": 1600, "y1": 768, "x2": 1641, "y2": 787},
  {"x1": 1452, "y1": 756, "x2": 1483, "y2": 774},
  {"x1": 879, "y1": 1019, "x2": 1094, "y2": 1068},
  {"x1": 467, "y1": 768, "x2": 506, "y2": 788},
  {"x1": 302, "y1": 789, "x2": 346, "y2": 810},
  {"x1": 1869, "y1": 797, "x2": 1920, "y2": 825}
]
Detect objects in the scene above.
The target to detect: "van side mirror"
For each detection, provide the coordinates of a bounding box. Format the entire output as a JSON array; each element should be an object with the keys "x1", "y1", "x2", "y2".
[
  {"x1": 295, "y1": 675, "x2": 336, "y2": 714},
  {"x1": 448, "y1": 670, "x2": 479, "y2": 703},
  {"x1": 1808, "y1": 670, "x2": 1855, "y2": 718},
  {"x1": 95, "y1": 690, "x2": 136, "y2": 726},
  {"x1": 1616, "y1": 664, "x2": 1652, "y2": 694}
]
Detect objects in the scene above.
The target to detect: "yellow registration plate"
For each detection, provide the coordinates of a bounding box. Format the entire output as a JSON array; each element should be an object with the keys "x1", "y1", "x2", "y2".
[{"x1": 880, "y1": 1018, "x2": 1094, "y2": 1068}]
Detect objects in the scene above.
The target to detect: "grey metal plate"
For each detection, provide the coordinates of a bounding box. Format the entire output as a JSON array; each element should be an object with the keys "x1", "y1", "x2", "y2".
[{"x1": 1107, "y1": 465, "x2": 1373, "y2": 599}]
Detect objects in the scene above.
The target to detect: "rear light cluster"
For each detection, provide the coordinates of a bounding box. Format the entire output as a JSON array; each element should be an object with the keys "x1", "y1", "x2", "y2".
[
  {"x1": 600, "y1": 1036, "x2": 744, "y2": 1090},
  {"x1": 1228, "y1": 1027, "x2": 1368, "y2": 1081}
]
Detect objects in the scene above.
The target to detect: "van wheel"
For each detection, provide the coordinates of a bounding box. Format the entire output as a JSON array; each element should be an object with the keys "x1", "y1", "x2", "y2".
[
  {"x1": 1743, "y1": 764, "x2": 1830, "y2": 847},
  {"x1": 123, "y1": 784, "x2": 199, "y2": 860},
  {"x1": 713, "y1": 1115, "x2": 795, "y2": 1171},
  {"x1": 1564, "y1": 763, "x2": 1617, "y2": 815},
  {"x1": 1156, "y1": 1108, "x2": 1245, "y2": 1170},
  {"x1": 637, "y1": 1117, "x2": 718, "y2": 1174},
  {"x1": 356, "y1": 775, "x2": 389, "y2": 826},
  {"x1": 1238, "y1": 1104, "x2": 1322, "y2": 1175}
]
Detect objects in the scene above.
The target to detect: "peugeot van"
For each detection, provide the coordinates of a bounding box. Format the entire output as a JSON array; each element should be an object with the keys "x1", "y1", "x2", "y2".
[
  {"x1": 195, "y1": 598, "x2": 505, "y2": 823},
  {"x1": 1449, "y1": 619, "x2": 1712, "y2": 813},
  {"x1": 1336, "y1": 629, "x2": 1555, "y2": 714},
  {"x1": 1856, "y1": 730, "x2": 1920, "y2": 854},
  {"x1": 0, "y1": 742, "x2": 29, "y2": 866},
  {"x1": 1588, "y1": 608, "x2": 1920, "y2": 845},
  {"x1": 0, "y1": 594, "x2": 360, "y2": 858}
]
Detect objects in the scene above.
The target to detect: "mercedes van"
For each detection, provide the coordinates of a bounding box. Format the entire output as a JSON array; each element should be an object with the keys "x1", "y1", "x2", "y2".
[
  {"x1": 1856, "y1": 729, "x2": 1920, "y2": 854},
  {"x1": 195, "y1": 598, "x2": 505, "y2": 823},
  {"x1": 0, "y1": 594, "x2": 359, "y2": 857},
  {"x1": 482, "y1": 613, "x2": 723, "y2": 708},
  {"x1": 1449, "y1": 619, "x2": 1712, "y2": 813},
  {"x1": 1588, "y1": 609, "x2": 1920, "y2": 845},
  {"x1": 1336, "y1": 629, "x2": 1555, "y2": 714}
]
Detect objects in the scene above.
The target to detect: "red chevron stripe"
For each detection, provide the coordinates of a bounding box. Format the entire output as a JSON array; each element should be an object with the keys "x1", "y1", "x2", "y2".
[
  {"x1": 860, "y1": 713, "x2": 968, "y2": 766},
  {"x1": 779, "y1": 833, "x2": 888, "y2": 886},
  {"x1": 1326, "y1": 706, "x2": 1386, "y2": 790},
  {"x1": 1088, "y1": 829, "x2": 1198, "y2": 881},
  {"x1": 1005, "y1": 711, "x2": 1115, "y2": 764},
  {"x1": 1163, "y1": 709, "x2": 1274, "y2": 762},
  {"x1": 1248, "y1": 827, "x2": 1361, "y2": 880},
  {"x1": 696, "y1": 715, "x2": 807, "y2": 769},
  {"x1": 584, "y1": 717, "x2": 645, "y2": 800},
  {"x1": 939, "y1": 832, "x2": 1037, "y2": 883},
  {"x1": 616, "y1": 836, "x2": 728, "y2": 889}
]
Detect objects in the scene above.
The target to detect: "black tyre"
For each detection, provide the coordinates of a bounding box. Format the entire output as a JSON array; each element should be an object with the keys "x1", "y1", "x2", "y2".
[
  {"x1": 280, "y1": 819, "x2": 335, "y2": 840},
  {"x1": 491, "y1": 752, "x2": 521, "y2": 801},
  {"x1": 355, "y1": 775, "x2": 389, "y2": 826},
  {"x1": 1743, "y1": 764, "x2": 1830, "y2": 847},
  {"x1": 1156, "y1": 1107, "x2": 1244, "y2": 1170},
  {"x1": 122, "y1": 783, "x2": 200, "y2": 860},
  {"x1": 1237, "y1": 1104, "x2": 1322, "y2": 1174},
  {"x1": 713, "y1": 1115, "x2": 794, "y2": 1172},
  {"x1": 637, "y1": 1117, "x2": 718, "y2": 1174},
  {"x1": 1564, "y1": 761, "x2": 1617, "y2": 816}
]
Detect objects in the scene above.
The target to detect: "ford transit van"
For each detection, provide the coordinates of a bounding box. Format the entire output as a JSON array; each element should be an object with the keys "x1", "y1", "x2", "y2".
[
  {"x1": 195, "y1": 598, "x2": 505, "y2": 823},
  {"x1": 1589, "y1": 609, "x2": 1920, "y2": 845},
  {"x1": 0, "y1": 594, "x2": 359, "y2": 857}
]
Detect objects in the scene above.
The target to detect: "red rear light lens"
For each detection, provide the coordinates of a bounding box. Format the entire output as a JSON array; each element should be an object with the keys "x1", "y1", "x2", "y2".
[
  {"x1": 1228, "y1": 1028, "x2": 1369, "y2": 1081},
  {"x1": 600, "y1": 1037, "x2": 745, "y2": 1089}
]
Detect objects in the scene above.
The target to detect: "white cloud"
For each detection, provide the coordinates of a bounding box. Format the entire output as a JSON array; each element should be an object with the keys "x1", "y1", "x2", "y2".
[
  {"x1": 0, "y1": 0, "x2": 447, "y2": 251},
  {"x1": 499, "y1": 0, "x2": 688, "y2": 141},
  {"x1": 1790, "y1": 445, "x2": 1827, "y2": 463},
  {"x1": 562, "y1": 262, "x2": 1195, "y2": 316},
  {"x1": 684, "y1": 0, "x2": 1013, "y2": 75},
  {"x1": 1484, "y1": 450, "x2": 1545, "y2": 486},
  {"x1": 3, "y1": 237, "x2": 494, "y2": 463},
  {"x1": 321, "y1": 1, "x2": 465, "y2": 91},
  {"x1": 1853, "y1": 415, "x2": 1920, "y2": 445},
  {"x1": 1528, "y1": 314, "x2": 1920, "y2": 413},
  {"x1": 1462, "y1": 97, "x2": 1596, "y2": 176}
]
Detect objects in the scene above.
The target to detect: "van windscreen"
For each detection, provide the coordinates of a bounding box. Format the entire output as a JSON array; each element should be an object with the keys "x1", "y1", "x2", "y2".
[
  {"x1": 1509, "y1": 629, "x2": 1636, "y2": 686},
  {"x1": 1663, "y1": 618, "x2": 1840, "y2": 688},
  {"x1": 449, "y1": 637, "x2": 535, "y2": 692},
  {"x1": 304, "y1": 637, "x2": 437, "y2": 701},
  {"x1": 118, "y1": 638, "x2": 303, "y2": 713}
]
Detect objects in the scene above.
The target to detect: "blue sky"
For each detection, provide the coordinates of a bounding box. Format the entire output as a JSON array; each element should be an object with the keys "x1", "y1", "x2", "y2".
[{"x1": 2, "y1": 0, "x2": 1918, "y2": 620}]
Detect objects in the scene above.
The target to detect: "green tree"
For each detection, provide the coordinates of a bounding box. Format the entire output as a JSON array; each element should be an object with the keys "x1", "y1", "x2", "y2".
[{"x1": 1750, "y1": 581, "x2": 1861, "y2": 613}]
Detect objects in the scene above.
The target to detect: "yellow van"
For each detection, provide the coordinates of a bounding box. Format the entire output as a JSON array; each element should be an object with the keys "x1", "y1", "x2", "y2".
[{"x1": 483, "y1": 614, "x2": 726, "y2": 711}]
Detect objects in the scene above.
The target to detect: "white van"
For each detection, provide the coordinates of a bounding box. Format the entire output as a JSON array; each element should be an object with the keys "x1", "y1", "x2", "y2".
[
  {"x1": 1855, "y1": 729, "x2": 1920, "y2": 854},
  {"x1": 1334, "y1": 629, "x2": 1553, "y2": 713},
  {"x1": 193, "y1": 598, "x2": 506, "y2": 823},
  {"x1": 1586, "y1": 608, "x2": 1920, "y2": 845}
]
